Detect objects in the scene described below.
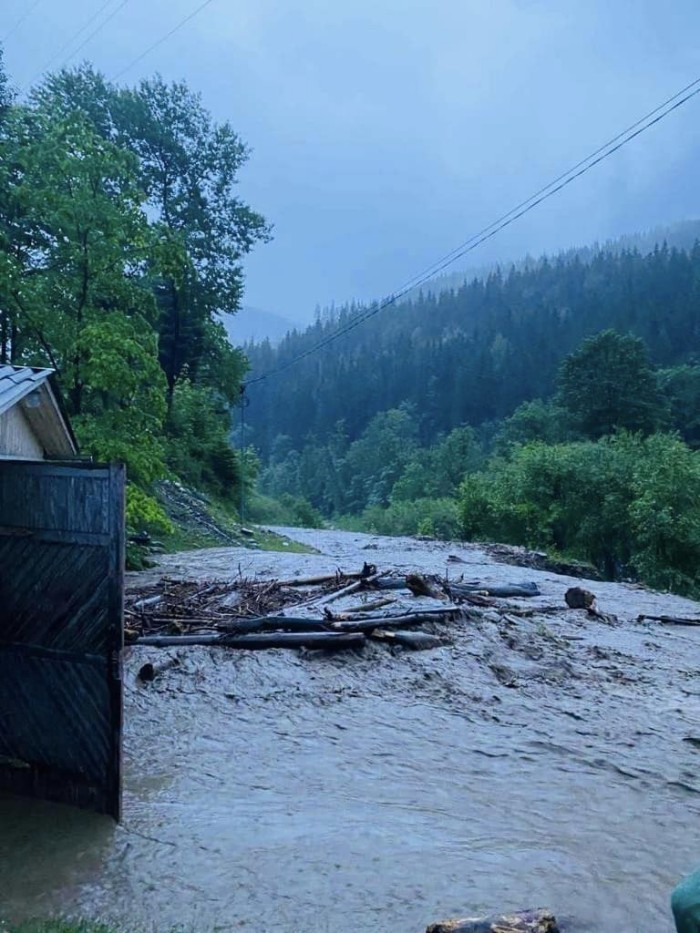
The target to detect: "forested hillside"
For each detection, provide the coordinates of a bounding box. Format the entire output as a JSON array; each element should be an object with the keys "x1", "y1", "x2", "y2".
[
  {"x1": 247, "y1": 245, "x2": 700, "y2": 596},
  {"x1": 0, "y1": 50, "x2": 268, "y2": 533},
  {"x1": 246, "y1": 243, "x2": 700, "y2": 456}
]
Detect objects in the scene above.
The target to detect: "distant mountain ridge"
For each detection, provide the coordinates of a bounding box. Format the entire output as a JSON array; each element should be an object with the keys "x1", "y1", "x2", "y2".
[
  {"x1": 220, "y1": 306, "x2": 299, "y2": 346},
  {"x1": 403, "y1": 218, "x2": 700, "y2": 303}
]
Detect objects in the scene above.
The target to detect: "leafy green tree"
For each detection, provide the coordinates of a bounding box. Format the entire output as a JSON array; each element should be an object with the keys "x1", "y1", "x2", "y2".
[
  {"x1": 459, "y1": 433, "x2": 700, "y2": 596},
  {"x1": 494, "y1": 398, "x2": 570, "y2": 451},
  {"x1": 114, "y1": 75, "x2": 269, "y2": 404},
  {"x1": 658, "y1": 364, "x2": 700, "y2": 448},
  {"x1": 165, "y1": 379, "x2": 244, "y2": 497},
  {"x1": 0, "y1": 46, "x2": 11, "y2": 119},
  {"x1": 557, "y1": 330, "x2": 665, "y2": 438},
  {"x1": 392, "y1": 426, "x2": 482, "y2": 501},
  {"x1": 31, "y1": 67, "x2": 268, "y2": 405},
  {"x1": 1, "y1": 105, "x2": 168, "y2": 482},
  {"x1": 343, "y1": 405, "x2": 419, "y2": 510},
  {"x1": 629, "y1": 434, "x2": 700, "y2": 593}
]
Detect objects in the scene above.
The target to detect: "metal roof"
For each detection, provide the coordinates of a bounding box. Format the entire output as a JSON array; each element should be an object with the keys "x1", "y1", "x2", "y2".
[{"x1": 0, "y1": 365, "x2": 55, "y2": 417}]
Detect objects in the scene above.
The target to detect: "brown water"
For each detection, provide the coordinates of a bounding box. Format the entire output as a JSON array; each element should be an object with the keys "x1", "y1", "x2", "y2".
[{"x1": 2, "y1": 529, "x2": 700, "y2": 932}]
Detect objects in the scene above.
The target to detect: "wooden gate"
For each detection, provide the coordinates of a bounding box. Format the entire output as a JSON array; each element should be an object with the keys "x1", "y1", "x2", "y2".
[{"x1": 0, "y1": 461, "x2": 124, "y2": 819}]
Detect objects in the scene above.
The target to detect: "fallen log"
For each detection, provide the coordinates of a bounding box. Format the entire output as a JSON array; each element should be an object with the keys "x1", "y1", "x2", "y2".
[
  {"x1": 370, "y1": 629, "x2": 444, "y2": 650},
  {"x1": 217, "y1": 616, "x2": 329, "y2": 633},
  {"x1": 406, "y1": 573, "x2": 449, "y2": 600},
  {"x1": 370, "y1": 576, "x2": 410, "y2": 591},
  {"x1": 330, "y1": 609, "x2": 459, "y2": 633},
  {"x1": 637, "y1": 614, "x2": 700, "y2": 627},
  {"x1": 135, "y1": 631, "x2": 366, "y2": 650},
  {"x1": 291, "y1": 573, "x2": 384, "y2": 614},
  {"x1": 448, "y1": 581, "x2": 540, "y2": 599},
  {"x1": 276, "y1": 563, "x2": 376, "y2": 588},
  {"x1": 426, "y1": 908, "x2": 559, "y2": 933},
  {"x1": 131, "y1": 594, "x2": 163, "y2": 612}
]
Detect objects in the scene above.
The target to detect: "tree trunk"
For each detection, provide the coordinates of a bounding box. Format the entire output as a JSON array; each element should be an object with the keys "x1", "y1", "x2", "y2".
[{"x1": 135, "y1": 631, "x2": 366, "y2": 650}]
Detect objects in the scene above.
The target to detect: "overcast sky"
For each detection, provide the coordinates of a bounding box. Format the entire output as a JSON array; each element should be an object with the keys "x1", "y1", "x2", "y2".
[{"x1": 3, "y1": 0, "x2": 700, "y2": 325}]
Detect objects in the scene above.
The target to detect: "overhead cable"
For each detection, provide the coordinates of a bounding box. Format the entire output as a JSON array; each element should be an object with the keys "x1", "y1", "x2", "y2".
[
  {"x1": 21, "y1": 0, "x2": 128, "y2": 92},
  {"x1": 111, "y1": 0, "x2": 216, "y2": 81},
  {"x1": 30, "y1": 0, "x2": 119, "y2": 81},
  {"x1": 2, "y1": 0, "x2": 42, "y2": 44}
]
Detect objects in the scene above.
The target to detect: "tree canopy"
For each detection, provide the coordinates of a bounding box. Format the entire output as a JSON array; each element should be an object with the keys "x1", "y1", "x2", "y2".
[
  {"x1": 0, "y1": 52, "x2": 268, "y2": 519},
  {"x1": 556, "y1": 329, "x2": 664, "y2": 438}
]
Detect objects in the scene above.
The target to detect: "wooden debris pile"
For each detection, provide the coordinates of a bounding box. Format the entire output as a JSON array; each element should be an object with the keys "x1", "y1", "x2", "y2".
[{"x1": 125, "y1": 566, "x2": 544, "y2": 657}]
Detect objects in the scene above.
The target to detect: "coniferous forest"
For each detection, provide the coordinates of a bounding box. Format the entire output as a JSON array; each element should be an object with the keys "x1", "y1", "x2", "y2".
[{"x1": 246, "y1": 244, "x2": 700, "y2": 596}]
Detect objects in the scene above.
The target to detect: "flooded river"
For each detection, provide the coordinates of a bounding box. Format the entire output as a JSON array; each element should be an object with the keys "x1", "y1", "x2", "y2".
[{"x1": 2, "y1": 529, "x2": 700, "y2": 931}]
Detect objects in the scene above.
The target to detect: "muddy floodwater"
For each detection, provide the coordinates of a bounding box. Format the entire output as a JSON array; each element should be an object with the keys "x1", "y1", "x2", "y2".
[{"x1": 2, "y1": 528, "x2": 700, "y2": 932}]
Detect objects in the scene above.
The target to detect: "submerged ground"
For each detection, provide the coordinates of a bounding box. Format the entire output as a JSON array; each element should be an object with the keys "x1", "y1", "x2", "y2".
[{"x1": 2, "y1": 528, "x2": 700, "y2": 932}]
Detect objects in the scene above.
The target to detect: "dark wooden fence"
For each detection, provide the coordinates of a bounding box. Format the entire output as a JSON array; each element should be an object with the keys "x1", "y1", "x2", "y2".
[{"x1": 0, "y1": 461, "x2": 124, "y2": 819}]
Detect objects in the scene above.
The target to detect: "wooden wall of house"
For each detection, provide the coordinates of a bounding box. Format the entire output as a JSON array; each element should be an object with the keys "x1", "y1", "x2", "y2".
[{"x1": 0, "y1": 404, "x2": 44, "y2": 460}]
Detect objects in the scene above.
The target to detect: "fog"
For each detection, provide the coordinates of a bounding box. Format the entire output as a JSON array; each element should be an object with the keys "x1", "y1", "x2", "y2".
[{"x1": 4, "y1": 0, "x2": 700, "y2": 324}]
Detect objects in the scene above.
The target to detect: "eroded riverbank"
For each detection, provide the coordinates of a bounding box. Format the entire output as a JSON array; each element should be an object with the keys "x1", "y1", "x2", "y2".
[{"x1": 2, "y1": 528, "x2": 700, "y2": 932}]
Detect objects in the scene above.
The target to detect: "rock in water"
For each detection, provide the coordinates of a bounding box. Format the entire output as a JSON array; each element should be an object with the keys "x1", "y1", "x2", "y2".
[
  {"x1": 565, "y1": 586, "x2": 596, "y2": 610},
  {"x1": 426, "y1": 908, "x2": 559, "y2": 933}
]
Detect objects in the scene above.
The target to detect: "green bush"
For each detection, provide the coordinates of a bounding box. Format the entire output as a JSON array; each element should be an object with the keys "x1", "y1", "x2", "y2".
[
  {"x1": 459, "y1": 433, "x2": 700, "y2": 596},
  {"x1": 354, "y1": 497, "x2": 461, "y2": 540},
  {"x1": 246, "y1": 493, "x2": 324, "y2": 528},
  {"x1": 125, "y1": 484, "x2": 173, "y2": 537}
]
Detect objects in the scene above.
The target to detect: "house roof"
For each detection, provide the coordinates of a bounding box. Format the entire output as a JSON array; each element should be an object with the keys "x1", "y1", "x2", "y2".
[
  {"x1": 0, "y1": 364, "x2": 53, "y2": 416},
  {"x1": 0, "y1": 365, "x2": 79, "y2": 457}
]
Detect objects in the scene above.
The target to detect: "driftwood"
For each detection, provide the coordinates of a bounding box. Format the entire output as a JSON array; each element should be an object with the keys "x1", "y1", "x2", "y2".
[
  {"x1": 135, "y1": 631, "x2": 366, "y2": 650},
  {"x1": 638, "y1": 614, "x2": 700, "y2": 627},
  {"x1": 406, "y1": 573, "x2": 449, "y2": 600},
  {"x1": 131, "y1": 594, "x2": 163, "y2": 612},
  {"x1": 370, "y1": 629, "x2": 444, "y2": 650},
  {"x1": 448, "y1": 581, "x2": 540, "y2": 599},
  {"x1": 276, "y1": 563, "x2": 376, "y2": 588},
  {"x1": 330, "y1": 609, "x2": 459, "y2": 633},
  {"x1": 427, "y1": 908, "x2": 559, "y2": 933},
  {"x1": 292, "y1": 573, "x2": 384, "y2": 614},
  {"x1": 217, "y1": 616, "x2": 329, "y2": 633},
  {"x1": 370, "y1": 576, "x2": 411, "y2": 591},
  {"x1": 348, "y1": 597, "x2": 396, "y2": 613}
]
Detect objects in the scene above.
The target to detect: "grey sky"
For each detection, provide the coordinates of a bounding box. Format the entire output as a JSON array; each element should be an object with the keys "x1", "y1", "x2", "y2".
[{"x1": 3, "y1": 0, "x2": 700, "y2": 325}]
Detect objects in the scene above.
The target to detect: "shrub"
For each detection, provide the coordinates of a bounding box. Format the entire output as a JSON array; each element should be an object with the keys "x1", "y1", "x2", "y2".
[{"x1": 458, "y1": 433, "x2": 700, "y2": 597}]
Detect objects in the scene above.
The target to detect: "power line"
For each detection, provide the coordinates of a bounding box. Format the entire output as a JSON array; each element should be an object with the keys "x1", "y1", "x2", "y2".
[
  {"x1": 246, "y1": 75, "x2": 700, "y2": 386},
  {"x1": 393, "y1": 75, "x2": 700, "y2": 296},
  {"x1": 62, "y1": 0, "x2": 129, "y2": 68},
  {"x1": 2, "y1": 0, "x2": 42, "y2": 44},
  {"x1": 111, "y1": 0, "x2": 216, "y2": 81},
  {"x1": 20, "y1": 0, "x2": 129, "y2": 93},
  {"x1": 30, "y1": 0, "x2": 119, "y2": 81}
]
